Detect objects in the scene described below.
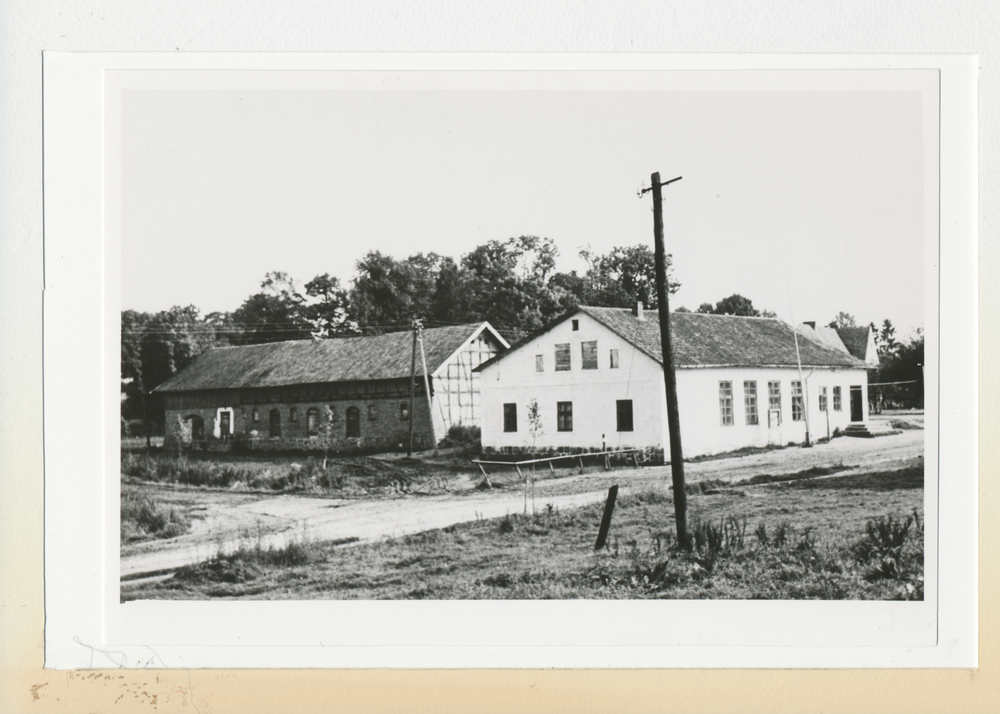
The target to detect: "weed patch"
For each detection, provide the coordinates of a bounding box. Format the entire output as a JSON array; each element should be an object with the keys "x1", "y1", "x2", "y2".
[{"x1": 120, "y1": 486, "x2": 190, "y2": 544}]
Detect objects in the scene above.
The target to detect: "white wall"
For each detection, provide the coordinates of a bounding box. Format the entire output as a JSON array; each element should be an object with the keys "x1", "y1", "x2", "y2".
[
  {"x1": 675, "y1": 366, "x2": 869, "y2": 456},
  {"x1": 478, "y1": 312, "x2": 666, "y2": 453},
  {"x1": 479, "y1": 312, "x2": 870, "y2": 457},
  {"x1": 430, "y1": 329, "x2": 504, "y2": 440}
]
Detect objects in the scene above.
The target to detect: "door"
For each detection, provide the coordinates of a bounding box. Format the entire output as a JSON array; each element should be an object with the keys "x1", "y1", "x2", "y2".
[{"x1": 849, "y1": 386, "x2": 864, "y2": 422}]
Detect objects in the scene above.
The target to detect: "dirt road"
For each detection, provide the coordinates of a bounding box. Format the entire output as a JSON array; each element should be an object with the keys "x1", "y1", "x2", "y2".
[{"x1": 121, "y1": 423, "x2": 924, "y2": 582}]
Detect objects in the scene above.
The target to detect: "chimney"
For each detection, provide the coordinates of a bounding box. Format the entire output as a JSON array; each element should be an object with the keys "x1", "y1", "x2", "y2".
[
  {"x1": 632, "y1": 301, "x2": 644, "y2": 320},
  {"x1": 803, "y1": 321, "x2": 816, "y2": 330}
]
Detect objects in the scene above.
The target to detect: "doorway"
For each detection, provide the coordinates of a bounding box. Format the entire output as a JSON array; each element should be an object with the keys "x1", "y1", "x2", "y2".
[{"x1": 849, "y1": 386, "x2": 864, "y2": 422}]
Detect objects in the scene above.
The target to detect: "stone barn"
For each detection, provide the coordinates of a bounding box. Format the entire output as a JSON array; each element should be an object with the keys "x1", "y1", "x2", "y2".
[{"x1": 153, "y1": 322, "x2": 508, "y2": 452}]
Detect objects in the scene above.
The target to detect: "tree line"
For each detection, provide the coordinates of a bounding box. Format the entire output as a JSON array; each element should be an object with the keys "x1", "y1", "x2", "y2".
[
  {"x1": 121, "y1": 233, "x2": 924, "y2": 437},
  {"x1": 121, "y1": 237, "x2": 681, "y2": 434}
]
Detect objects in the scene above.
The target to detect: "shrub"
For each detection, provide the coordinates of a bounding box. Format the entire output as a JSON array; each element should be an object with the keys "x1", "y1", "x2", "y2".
[
  {"x1": 438, "y1": 425, "x2": 481, "y2": 449},
  {"x1": 120, "y1": 487, "x2": 190, "y2": 543},
  {"x1": 852, "y1": 514, "x2": 915, "y2": 580}
]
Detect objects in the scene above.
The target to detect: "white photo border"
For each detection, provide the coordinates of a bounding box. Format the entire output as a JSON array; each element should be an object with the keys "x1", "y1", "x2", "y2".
[{"x1": 42, "y1": 52, "x2": 976, "y2": 669}]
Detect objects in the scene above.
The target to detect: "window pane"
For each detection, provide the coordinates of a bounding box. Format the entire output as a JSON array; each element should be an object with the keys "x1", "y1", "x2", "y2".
[
  {"x1": 768, "y1": 381, "x2": 782, "y2": 425},
  {"x1": 557, "y1": 401, "x2": 573, "y2": 431},
  {"x1": 346, "y1": 407, "x2": 360, "y2": 437},
  {"x1": 555, "y1": 343, "x2": 571, "y2": 371},
  {"x1": 791, "y1": 381, "x2": 803, "y2": 421},
  {"x1": 744, "y1": 381, "x2": 758, "y2": 425},
  {"x1": 719, "y1": 381, "x2": 734, "y2": 426},
  {"x1": 616, "y1": 400, "x2": 633, "y2": 432},
  {"x1": 581, "y1": 341, "x2": 598, "y2": 370},
  {"x1": 503, "y1": 403, "x2": 517, "y2": 432}
]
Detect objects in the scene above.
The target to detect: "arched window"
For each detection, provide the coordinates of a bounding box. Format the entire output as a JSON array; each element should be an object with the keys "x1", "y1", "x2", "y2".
[
  {"x1": 269, "y1": 409, "x2": 281, "y2": 438},
  {"x1": 345, "y1": 406, "x2": 361, "y2": 438},
  {"x1": 306, "y1": 407, "x2": 320, "y2": 437}
]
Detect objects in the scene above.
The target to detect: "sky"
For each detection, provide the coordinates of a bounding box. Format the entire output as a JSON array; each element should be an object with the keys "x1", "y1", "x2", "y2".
[{"x1": 120, "y1": 76, "x2": 929, "y2": 337}]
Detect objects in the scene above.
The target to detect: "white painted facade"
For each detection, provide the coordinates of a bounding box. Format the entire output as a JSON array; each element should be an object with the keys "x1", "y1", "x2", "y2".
[
  {"x1": 478, "y1": 311, "x2": 869, "y2": 458},
  {"x1": 429, "y1": 323, "x2": 509, "y2": 439}
]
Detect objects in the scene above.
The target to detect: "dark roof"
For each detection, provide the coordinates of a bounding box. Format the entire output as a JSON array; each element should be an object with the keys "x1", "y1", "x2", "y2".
[
  {"x1": 153, "y1": 323, "x2": 500, "y2": 393},
  {"x1": 476, "y1": 306, "x2": 866, "y2": 371},
  {"x1": 835, "y1": 326, "x2": 872, "y2": 361}
]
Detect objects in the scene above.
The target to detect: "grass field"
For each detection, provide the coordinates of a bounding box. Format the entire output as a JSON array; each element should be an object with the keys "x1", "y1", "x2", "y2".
[{"x1": 123, "y1": 461, "x2": 924, "y2": 601}]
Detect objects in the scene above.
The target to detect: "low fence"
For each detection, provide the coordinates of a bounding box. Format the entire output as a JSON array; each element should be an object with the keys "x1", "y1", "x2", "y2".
[{"x1": 471, "y1": 449, "x2": 642, "y2": 484}]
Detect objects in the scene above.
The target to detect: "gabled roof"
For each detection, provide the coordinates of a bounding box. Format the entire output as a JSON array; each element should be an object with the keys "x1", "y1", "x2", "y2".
[
  {"x1": 476, "y1": 306, "x2": 867, "y2": 371},
  {"x1": 153, "y1": 322, "x2": 506, "y2": 393},
  {"x1": 835, "y1": 326, "x2": 873, "y2": 362}
]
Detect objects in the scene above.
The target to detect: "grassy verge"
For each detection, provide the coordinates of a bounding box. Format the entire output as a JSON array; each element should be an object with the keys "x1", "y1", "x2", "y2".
[
  {"x1": 120, "y1": 451, "x2": 461, "y2": 495},
  {"x1": 123, "y1": 464, "x2": 923, "y2": 601},
  {"x1": 121, "y1": 485, "x2": 191, "y2": 544}
]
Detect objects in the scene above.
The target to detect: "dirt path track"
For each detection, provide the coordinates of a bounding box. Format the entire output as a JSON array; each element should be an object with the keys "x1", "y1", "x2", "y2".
[{"x1": 121, "y1": 425, "x2": 923, "y2": 582}]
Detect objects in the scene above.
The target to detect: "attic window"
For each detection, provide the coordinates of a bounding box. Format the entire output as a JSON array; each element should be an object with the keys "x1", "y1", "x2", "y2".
[
  {"x1": 555, "y1": 343, "x2": 571, "y2": 371},
  {"x1": 535, "y1": 355, "x2": 544, "y2": 372},
  {"x1": 572, "y1": 319, "x2": 579, "y2": 331},
  {"x1": 609, "y1": 349, "x2": 619, "y2": 369}
]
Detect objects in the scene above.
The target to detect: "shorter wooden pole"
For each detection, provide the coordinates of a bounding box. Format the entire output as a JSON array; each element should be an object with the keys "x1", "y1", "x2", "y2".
[{"x1": 594, "y1": 485, "x2": 620, "y2": 550}]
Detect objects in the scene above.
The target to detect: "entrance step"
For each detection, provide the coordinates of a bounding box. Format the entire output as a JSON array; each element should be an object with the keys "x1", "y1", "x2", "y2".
[{"x1": 844, "y1": 423, "x2": 902, "y2": 438}]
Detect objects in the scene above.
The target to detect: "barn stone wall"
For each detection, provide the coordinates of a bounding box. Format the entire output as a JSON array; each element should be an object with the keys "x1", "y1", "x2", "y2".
[{"x1": 164, "y1": 393, "x2": 436, "y2": 453}]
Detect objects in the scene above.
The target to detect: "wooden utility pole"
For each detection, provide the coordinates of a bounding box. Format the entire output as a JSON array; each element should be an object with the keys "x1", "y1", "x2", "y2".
[
  {"x1": 416, "y1": 320, "x2": 437, "y2": 453},
  {"x1": 646, "y1": 172, "x2": 689, "y2": 549},
  {"x1": 407, "y1": 320, "x2": 418, "y2": 457}
]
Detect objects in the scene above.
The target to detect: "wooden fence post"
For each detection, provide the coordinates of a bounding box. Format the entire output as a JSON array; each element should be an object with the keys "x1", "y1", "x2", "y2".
[{"x1": 594, "y1": 485, "x2": 620, "y2": 550}]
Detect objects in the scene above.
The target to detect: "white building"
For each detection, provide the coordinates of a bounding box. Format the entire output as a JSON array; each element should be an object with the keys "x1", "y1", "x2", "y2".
[{"x1": 475, "y1": 305, "x2": 870, "y2": 459}]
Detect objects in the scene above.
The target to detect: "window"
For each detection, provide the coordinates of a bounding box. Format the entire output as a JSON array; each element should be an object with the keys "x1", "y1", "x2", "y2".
[
  {"x1": 269, "y1": 409, "x2": 281, "y2": 438},
  {"x1": 819, "y1": 386, "x2": 828, "y2": 412},
  {"x1": 744, "y1": 381, "x2": 758, "y2": 425},
  {"x1": 368, "y1": 404, "x2": 377, "y2": 421},
  {"x1": 503, "y1": 403, "x2": 518, "y2": 432},
  {"x1": 289, "y1": 406, "x2": 298, "y2": 422},
  {"x1": 557, "y1": 402, "x2": 573, "y2": 432},
  {"x1": 768, "y1": 381, "x2": 782, "y2": 425},
  {"x1": 345, "y1": 407, "x2": 361, "y2": 438},
  {"x1": 306, "y1": 407, "x2": 320, "y2": 437},
  {"x1": 535, "y1": 355, "x2": 544, "y2": 372},
  {"x1": 400, "y1": 403, "x2": 409, "y2": 421},
  {"x1": 572, "y1": 319, "x2": 579, "y2": 331},
  {"x1": 610, "y1": 349, "x2": 619, "y2": 369},
  {"x1": 252, "y1": 407, "x2": 259, "y2": 424},
  {"x1": 581, "y1": 340, "x2": 598, "y2": 370},
  {"x1": 555, "y1": 343, "x2": 571, "y2": 371},
  {"x1": 616, "y1": 400, "x2": 633, "y2": 432},
  {"x1": 719, "y1": 381, "x2": 734, "y2": 426},
  {"x1": 833, "y1": 386, "x2": 842, "y2": 411},
  {"x1": 328, "y1": 406, "x2": 338, "y2": 421},
  {"x1": 791, "y1": 381, "x2": 803, "y2": 421}
]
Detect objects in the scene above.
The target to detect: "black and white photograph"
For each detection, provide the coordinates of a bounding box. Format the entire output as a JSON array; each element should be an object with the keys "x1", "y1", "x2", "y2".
[{"x1": 112, "y1": 68, "x2": 936, "y2": 606}]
